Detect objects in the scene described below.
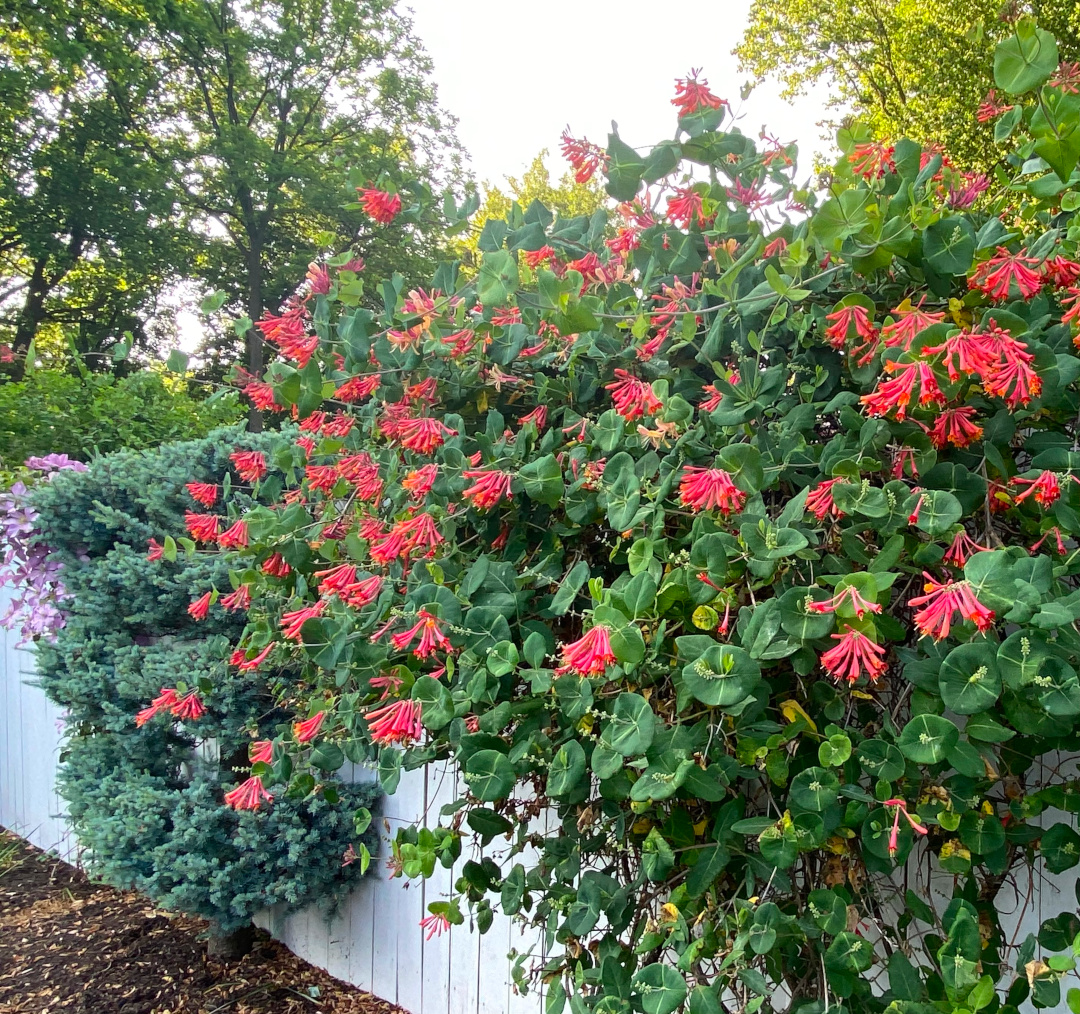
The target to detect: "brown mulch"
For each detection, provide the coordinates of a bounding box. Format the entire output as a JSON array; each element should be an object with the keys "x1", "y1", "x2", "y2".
[{"x1": 0, "y1": 833, "x2": 407, "y2": 1014}]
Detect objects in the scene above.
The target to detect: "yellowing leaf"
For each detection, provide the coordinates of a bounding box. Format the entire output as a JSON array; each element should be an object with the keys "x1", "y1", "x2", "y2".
[
  {"x1": 660, "y1": 903, "x2": 680, "y2": 924},
  {"x1": 779, "y1": 698, "x2": 817, "y2": 732}
]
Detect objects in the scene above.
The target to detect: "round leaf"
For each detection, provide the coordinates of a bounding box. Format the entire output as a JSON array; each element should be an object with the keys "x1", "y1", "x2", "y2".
[
  {"x1": 897, "y1": 714, "x2": 959, "y2": 764},
  {"x1": 939, "y1": 641, "x2": 1001, "y2": 715},
  {"x1": 681, "y1": 644, "x2": 761, "y2": 708},
  {"x1": 465, "y1": 749, "x2": 515, "y2": 802}
]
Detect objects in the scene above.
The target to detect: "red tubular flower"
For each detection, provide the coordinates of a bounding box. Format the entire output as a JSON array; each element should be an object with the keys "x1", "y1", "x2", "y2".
[
  {"x1": 299, "y1": 411, "x2": 327, "y2": 433},
  {"x1": 884, "y1": 798, "x2": 928, "y2": 854},
  {"x1": 891, "y1": 446, "x2": 918, "y2": 479},
  {"x1": 305, "y1": 464, "x2": 339, "y2": 495},
  {"x1": 605, "y1": 370, "x2": 662, "y2": 420},
  {"x1": 281, "y1": 598, "x2": 328, "y2": 641},
  {"x1": 243, "y1": 380, "x2": 282, "y2": 412},
  {"x1": 666, "y1": 187, "x2": 708, "y2": 229},
  {"x1": 908, "y1": 573, "x2": 995, "y2": 640},
  {"x1": 881, "y1": 302, "x2": 946, "y2": 351},
  {"x1": 224, "y1": 775, "x2": 273, "y2": 811},
  {"x1": 338, "y1": 453, "x2": 383, "y2": 502},
  {"x1": 820, "y1": 626, "x2": 887, "y2": 683},
  {"x1": 1042, "y1": 256, "x2": 1080, "y2": 288},
  {"x1": 1014, "y1": 470, "x2": 1061, "y2": 508},
  {"x1": 218, "y1": 519, "x2": 249, "y2": 549},
  {"x1": 135, "y1": 687, "x2": 180, "y2": 727},
  {"x1": 806, "y1": 585, "x2": 881, "y2": 619},
  {"x1": 924, "y1": 328, "x2": 995, "y2": 382},
  {"x1": 366, "y1": 698, "x2": 424, "y2": 747},
  {"x1": 234, "y1": 643, "x2": 275, "y2": 671},
  {"x1": 523, "y1": 245, "x2": 557, "y2": 269},
  {"x1": 763, "y1": 237, "x2": 788, "y2": 258},
  {"x1": 262, "y1": 553, "x2": 292, "y2": 578},
  {"x1": 342, "y1": 575, "x2": 383, "y2": 609},
  {"x1": 824, "y1": 305, "x2": 876, "y2": 350},
  {"x1": 306, "y1": 262, "x2": 331, "y2": 295},
  {"x1": 969, "y1": 247, "x2": 1043, "y2": 300},
  {"x1": 257, "y1": 305, "x2": 318, "y2": 367},
  {"x1": 249, "y1": 740, "x2": 274, "y2": 765},
  {"x1": 402, "y1": 463, "x2": 438, "y2": 500},
  {"x1": 848, "y1": 141, "x2": 895, "y2": 180},
  {"x1": 147, "y1": 538, "x2": 164, "y2": 561},
  {"x1": 982, "y1": 348, "x2": 1041, "y2": 409},
  {"x1": 186, "y1": 483, "x2": 218, "y2": 508},
  {"x1": 943, "y1": 531, "x2": 989, "y2": 568},
  {"x1": 220, "y1": 585, "x2": 252, "y2": 611},
  {"x1": 171, "y1": 690, "x2": 205, "y2": 721},
  {"x1": 678, "y1": 466, "x2": 747, "y2": 515},
  {"x1": 391, "y1": 610, "x2": 452, "y2": 659},
  {"x1": 672, "y1": 68, "x2": 726, "y2": 116},
  {"x1": 399, "y1": 513, "x2": 444, "y2": 556},
  {"x1": 370, "y1": 528, "x2": 409, "y2": 566},
  {"x1": 557, "y1": 625, "x2": 617, "y2": 677},
  {"x1": 926, "y1": 406, "x2": 983, "y2": 449},
  {"x1": 420, "y1": 912, "x2": 451, "y2": 941},
  {"x1": 860, "y1": 361, "x2": 943, "y2": 420},
  {"x1": 315, "y1": 563, "x2": 357, "y2": 596},
  {"x1": 946, "y1": 172, "x2": 990, "y2": 210},
  {"x1": 230, "y1": 451, "x2": 267, "y2": 483},
  {"x1": 462, "y1": 469, "x2": 513, "y2": 509},
  {"x1": 334, "y1": 373, "x2": 381, "y2": 402},
  {"x1": 1051, "y1": 61, "x2": 1080, "y2": 93},
  {"x1": 700, "y1": 384, "x2": 724, "y2": 412},
  {"x1": 977, "y1": 89, "x2": 1013, "y2": 122},
  {"x1": 188, "y1": 591, "x2": 213, "y2": 620},
  {"x1": 294, "y1": 711, "x2": 326, "y2": 743},
  {"x1": 1031, "y1": 527, "x2": 1068, "y2": 555},
  {"x1": 185, "y1": 512, "x2": 220, "y2": 542},
  {"x1": 519, "y1": 406, "x2": 547, "y2": 431},
  {"x1": 806, "y1": 478, "x2": 845, "y2": 521},
  {"x1": 560, "y1": 128, "x2": 606, "y2": 184},
  {"x1": 398, "y1": 417, "x2": 458, "y2": 455},
  {"x1": 359, "y1": 187, "x2": 402, "y2": 224}
]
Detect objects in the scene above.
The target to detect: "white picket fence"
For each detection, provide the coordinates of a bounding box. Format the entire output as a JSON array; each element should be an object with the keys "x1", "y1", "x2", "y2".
[
  {"x1": 3, "y1": 573, "x2": 1080, "y2": 1013},
  {"x1": 0, "y1": 586, "x2": 544, "y2": 1014}
]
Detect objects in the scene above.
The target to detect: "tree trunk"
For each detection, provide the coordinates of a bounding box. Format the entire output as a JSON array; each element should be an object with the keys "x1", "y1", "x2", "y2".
[
  {"x1": 10, "y1": 257, "x2": 50, "y2": 379},
  {"x1": 206, "y1": 922, "x2": 255, "y2": 959},
  {"x1": 245, "y1": 237, "x2": 264, "y2": 433}
]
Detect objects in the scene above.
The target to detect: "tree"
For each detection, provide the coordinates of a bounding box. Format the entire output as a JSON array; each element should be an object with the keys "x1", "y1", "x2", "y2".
[
  {"x1": 735, "y1": 0, "x2": 1080, "y2": 170},
  {"x1": 455, "y1": 150, "x2": 607, "y2": 266},
  {"x1": 0, "y1": 0, "x2": 463, "y2": 382}
]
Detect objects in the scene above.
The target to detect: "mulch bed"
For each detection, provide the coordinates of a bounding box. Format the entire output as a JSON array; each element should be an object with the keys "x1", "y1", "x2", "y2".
[{"x1": 0, "y1": 833, "x2": 406, "y2": 1014}]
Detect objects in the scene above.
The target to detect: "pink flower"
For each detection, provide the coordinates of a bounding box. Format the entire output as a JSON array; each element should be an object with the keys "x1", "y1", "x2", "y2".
[
  {"x1": 820, "y1": 626, "x2": 888, "y2": 683},
  {"x1": 366, "y1": 699, "x2": 424, "y2": 747},
  {"x1": 402, "y1": 464, "x2": 438, "y2": 500},
  {"x1": 560, "y1": 128, "x2": 606, "y2": 184},
  {"x1": 171, "y1": 690, "x2": 205, "y2": 721},
  {"x1": 218, "y1": 519, "x2": 249, "y2": 549},
  {"x1": 462, "y1": 469, "x2": 513, "y2": 509},
  {"x1": 1014, "y1": 471, "x2": 1061, "y2": 508},
  {"x1": 359, "y1": 187, "x2": 402, "y2": 224},
  {"x1": 224, "y1": 775, "x2": 273, "y2": 811},
  {"x1": 294, "y1": 711, "x2": 326, "y2": 743},
  {"x1": 249, "y1": 740, "x2": 274, "y2": 765},
  {"x1": 969, "y1": 247, "x2": 1043, "y2": 300},
  {"x1": 185, "y1": 512, "x2": 220, "y2": 542},
  {"x1": 135, "y1": 688, "x2": 180, "y2": 727},
  {"x1": 146, "y1": 538, "x2": 164, "y2": 561},
  {"x1": 557, "y1": 625, "x2": 617, "y2": 677},
  {"x1": 390, "y1": 611, "x2": 452, "y2": 659},
  {"x1": 281, "y1": 598, "x2": 328, "y2": 641},
  {"x1": 977, "y1": 90, "x2": 1013, "y2": 123},
  {"x1": 666, "y1": 187, "x2": 708, "y2": 229},
  {"x1": 806, "y1": 585, "x2": 881, "y2": 619},
  {"x1": 908, "y1": 574, "x2": 995, "y2": 640},
  {"x1": 230, "y1": 450, "x2": 267, "y2": 482},
  {"x1": 186, "y1": 483, "x2": 218, "y2": 507},
  {"x1": 671, "y1": 68, "x2": 727, "y2": 117},
  {"x1": 678, "y1": 466, "x2": 747, "y2": 515},
  {"x1": 420, "y1": 912, "x2": 451, "y2": 941},
  {"x1": 884, "y1": 798, "x2": 928, "y2": 855},
  {"x1": 806, "y1": 478, "x2": 845, "y2": 521},
  {"x1": 220, "y1": 585, "x2": 252, "y2": 611},
  {"x1": 943, "y1": 531, "x2": 989, "y2": 568},
  {"x1": 188, "y1": 591, "x2": 213, "y2": 621}
]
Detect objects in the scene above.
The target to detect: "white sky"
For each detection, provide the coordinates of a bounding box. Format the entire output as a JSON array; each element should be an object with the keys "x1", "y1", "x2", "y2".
[{"x1": 403, "y1": 0, "x2": 838, "y2": 188}]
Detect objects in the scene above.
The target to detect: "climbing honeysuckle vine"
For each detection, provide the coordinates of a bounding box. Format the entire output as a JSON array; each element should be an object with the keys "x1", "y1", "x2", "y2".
[{"x1": 139, "y1": 22, "x2": 1080, "y2": 1014}]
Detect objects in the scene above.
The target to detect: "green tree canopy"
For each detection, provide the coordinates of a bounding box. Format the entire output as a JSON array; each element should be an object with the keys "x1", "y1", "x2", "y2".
[
  {"x1": 736, "y1": 0, "x2": 1080, "y2": 170},
  {"x1": 0, "y1": 0, "x2": 464, "y2": 376}
]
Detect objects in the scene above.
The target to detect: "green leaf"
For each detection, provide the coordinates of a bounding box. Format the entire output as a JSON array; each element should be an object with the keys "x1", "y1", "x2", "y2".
[
  {"x1": 913, "y1": 489, "x2": 962, "y2": 536},
  {"x1": 632, "y1": 963, "x2": 687, "y2": 1014},
  {"x1": 519, "y1": 453, "x2": 564, "y2": 507},
  {"x1": 1042, "y1": 823, "x2": 1080, "y2": 873},
  {"x1": 551, "y1": 561, "x2": 590, "y2": 615},
  {"x1": 922, "y1": 217, "x2": 976, "y2": 276},
  {"x1": 464, "y1": 749, "x2": 515, "y2": 802},
  {"x1": 605, "y1": 133, "x2": 646, "y2": 202},
  {"x1": 994, "y1": 21, "x2": 1059, "y2": 94},
  {"x1": 857, "y1": 739, "x2": 906, "y2": 780},
  {"x1": 412, "y1": 675, "x2": 454, "y2": 729},
  {"x1": 897, "y1": 713, "x2": 959, "y2": 764},
  {"x1": 938, "y1": 641, "x2": 1001, "y2": 715},
  {"x1": 309, "y1": 742, "x2": 344, "y2": 772},
  {"x1": 681, "y1": 644, "x2": 761, "y2": 708},
  {"x1": 477, "y1": 249, "x2": 519, "y2": 307},
  {"x1": 825, "y1": 931, "x2": 874, "y2": 973},
  {"x1": 604, "y1": 693, "x2": 656, "y2": 756},
  {"x1": 166, "y1": 349, "x2": 190, "y2": 374},
  {"x1": 789, "y1": 766, "x2": 840, "y2": 811},
  {"x1": 547, "y1": 739, "x2": 587, "y2": 796}
]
